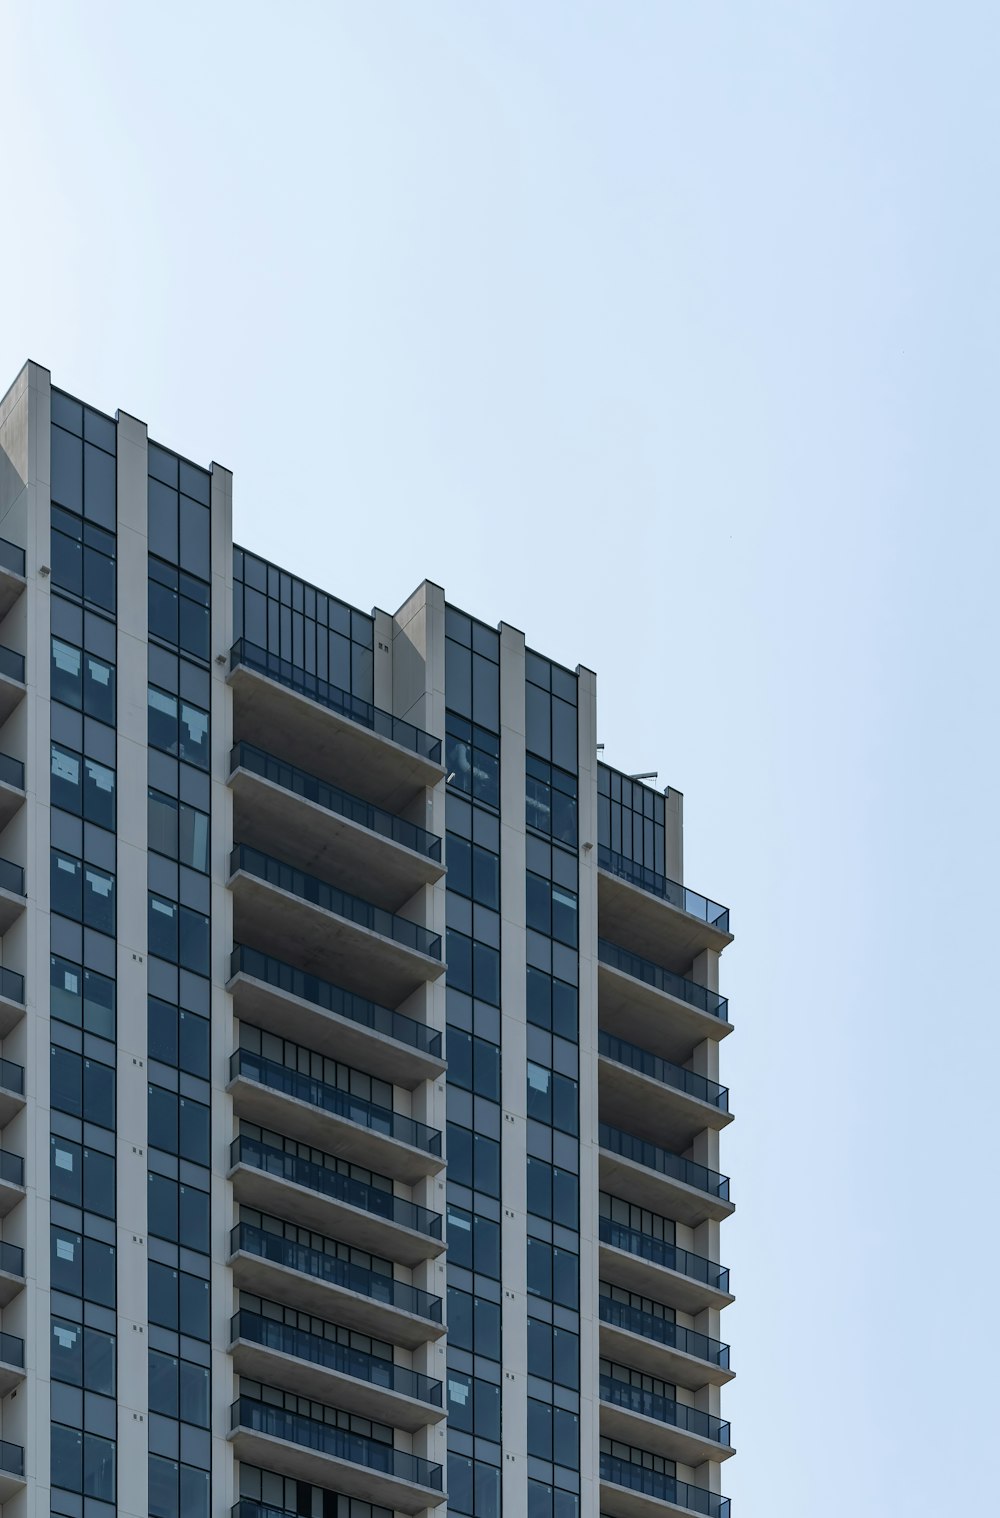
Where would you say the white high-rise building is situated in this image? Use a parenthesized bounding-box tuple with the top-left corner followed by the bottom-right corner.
(0, 360, 735, 1518)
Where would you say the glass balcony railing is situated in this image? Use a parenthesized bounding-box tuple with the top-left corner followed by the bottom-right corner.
(231, 742, 442, 861)
(231, 1049, 443, 1156)
(0, 1241, 24, 1279)
(230, 845, 442, 960)
(598, 846, 730, 932)
(599, 1125, 730, 1202)
(0, 859, 23, 897)
(598, 939, 729, 1021)
(230, 1135, 443, 1240)
(229, 946, 442, 1058)
(598, 1217, 730, 1298)
(0, 968, 24, 1006)
(0, 1332, 23, 1369)
(230, 1223, 443, 1322)
(0, 1439, 23, 1479)
(599, 1294, 730, 1368)
(0, 1059, 23, 1096)
(0, 754, 24, 791)
(600, 1453, 729, 1517)
(600, 1374, 730, 1444)
(0, 540, 25, 579)
(230, 1396, 444, 1490)
(231, 1309, 443, 1405)
(598, 1030, 728, 1112)
(230, 639, 442, 764)
(0, 647, 24, 684)
(0, 1152, 23, 1188)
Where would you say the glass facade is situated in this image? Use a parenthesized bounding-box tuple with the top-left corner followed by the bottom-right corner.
(49, 388, 119, 1518)
(145, 441, 214, 1518)
(444, 606, 502, 1518)
(524, 652, 580, 1518)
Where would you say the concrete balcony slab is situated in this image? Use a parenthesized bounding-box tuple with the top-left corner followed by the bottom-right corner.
(228, 969, 445, 1090)
(229, 662, 444, 813)
(598, 962, 732, 1066)
(598, 1148, 734, 1229)
(229, 1337, 445, 1432)
(230, 764, 444, 913)
(229, 869, 443, 1007)
(228, 1071, 444, 1186)
(229, 1247, 444, 1351)
(227, 1426, 444, 1515)
(598, 1057, 733, 1153)
(229, 1161, 445, 1268)
(599, 867, 732, 974)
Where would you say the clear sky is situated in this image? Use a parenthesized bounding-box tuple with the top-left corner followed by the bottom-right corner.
(4, 3, 998, 1512)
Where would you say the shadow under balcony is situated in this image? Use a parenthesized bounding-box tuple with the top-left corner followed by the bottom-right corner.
(598, 941, 731, 1065)
(0, 646, 24, 728)
(228, 639, 444, 813)
(598, 1218, 733, 1318)
(0, 968, 24, 1040)
(598, 1125, 733, 1228)
(229, 1223, 444, 1350)
(600, 1375, 733, 1467)
(229, 845, 444, 1006)
(600, 1452, 729, 1518)
(0, 1059, 24, 1131)
(0, 1330, 24, 1397)
(599, 1296, 732, 1392)
(0, 541, 25, 624)
(0, 859, 25, 936)
(228, 1048, 444, 1185)
(229, 1308, 445, 1432)
(0, 1437, 24, 1502)
(598, 847, 732, 973)
(598, 1031, 732, 1153)
(0, 1241, 24, 1308)
(228, 946, 445, 1089)
(0, 1151, 24, 1217)
(228, 1135, 445, 1267)
(0, 754, 24, 832)
(228, 1394, 445, 1514)
(229, 742, 445, 912)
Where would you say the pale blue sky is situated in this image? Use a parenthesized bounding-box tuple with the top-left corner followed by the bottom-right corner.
(4, 3, 998, 1513)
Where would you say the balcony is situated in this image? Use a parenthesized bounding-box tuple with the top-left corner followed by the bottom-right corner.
(229, 639, 444, 812)
(0, 1240, 24, 1307)
(598, 941, 731, 1065)
(0, 967, 24, 1039)
(229, 1223, 444, 1350)
(598, 1218, 732, 1317)
(598, 847, 731, 973)
(228, 1135, 445, 1267)
(229, 743, 445, 912)
(599, 1126, 733, 1227)
(600, 1375, 732, 1468)
(229, 845, 444, 1005)
(229, 1048, 444, 1185)
(599, 1032, 732, 1152)
(0, 858, 25, 935)
(0, 1058, 24, 1128)
(0, 540, 25, 623)
(228, 1395, 445, 1514)
(600, 1452, 729, 1518)
(599, 1296, 732, 1391)
(0, 1151, 24, 1216)
(0, 646, 24, 726)
(0, 1437, 24, 1502)
(0, 753, 24, 831)
(228, 946, 444, 1089)
(229, 1308, 444, 1431)
(0, 1330, 24, 1396)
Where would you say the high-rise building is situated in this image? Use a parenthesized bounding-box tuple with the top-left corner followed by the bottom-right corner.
(0, 360, 734, 1518)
